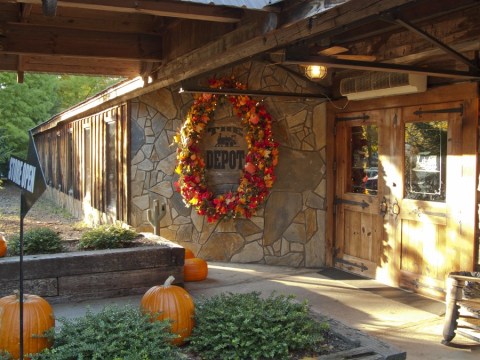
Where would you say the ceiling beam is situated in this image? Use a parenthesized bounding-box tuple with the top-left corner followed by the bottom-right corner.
(137, 0, 419, 92)
(390, 16, 479, 71)
(283, 53, 480, 80)
(5, 0, 247, 23)
(0, 22, 162, 61)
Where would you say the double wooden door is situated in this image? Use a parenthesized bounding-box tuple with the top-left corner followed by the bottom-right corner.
(333, 100, 475, 298)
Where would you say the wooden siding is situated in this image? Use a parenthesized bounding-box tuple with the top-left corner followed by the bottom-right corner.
(34, 104, 129, 223)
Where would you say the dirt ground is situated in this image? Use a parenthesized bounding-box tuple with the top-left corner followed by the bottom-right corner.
(0, 181, 89, 241)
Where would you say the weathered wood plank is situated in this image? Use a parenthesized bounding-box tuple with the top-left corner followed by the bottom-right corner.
(2, 23, 162, 61)
(0, 242, 185, 302)
(58, 267, 183, 296)
(318, 346, 383, 359)
(15, 0, 246, 23)
(2, 278, 58, 298)
(0, 246, 183, 281)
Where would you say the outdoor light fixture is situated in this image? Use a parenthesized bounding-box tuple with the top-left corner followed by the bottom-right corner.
(304, 65, 327, 80)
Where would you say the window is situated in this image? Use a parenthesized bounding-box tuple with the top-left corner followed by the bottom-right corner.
(67, 129, 74, 193)
(84, 126, 91, 202)
(348, 125, 378, 195)
(105, 119, 117, 214)
(404, 121, 447, 202)
(56, 132, 62, 190)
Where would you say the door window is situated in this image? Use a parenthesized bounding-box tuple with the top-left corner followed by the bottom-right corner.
(404, 121, 447, 202)
(349, 125, 378, 194)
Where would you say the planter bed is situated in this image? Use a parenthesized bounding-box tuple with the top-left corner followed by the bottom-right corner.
(0, 238, 185, 303)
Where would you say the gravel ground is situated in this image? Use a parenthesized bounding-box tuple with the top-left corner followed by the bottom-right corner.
(0, 181, 88, 242)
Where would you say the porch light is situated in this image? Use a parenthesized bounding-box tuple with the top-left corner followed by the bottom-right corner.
(305, 65, 327, 80)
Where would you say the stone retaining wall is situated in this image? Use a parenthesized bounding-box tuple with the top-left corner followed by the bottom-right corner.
(130, 61, 327, 267)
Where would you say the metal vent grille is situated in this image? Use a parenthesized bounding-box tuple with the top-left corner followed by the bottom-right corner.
(340, 72, 411, 94)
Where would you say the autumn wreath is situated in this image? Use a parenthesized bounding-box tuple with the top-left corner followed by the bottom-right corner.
(174, 77, 279, 222)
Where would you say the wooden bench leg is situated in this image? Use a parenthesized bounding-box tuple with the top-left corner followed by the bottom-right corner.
(442, 277, 463, 344)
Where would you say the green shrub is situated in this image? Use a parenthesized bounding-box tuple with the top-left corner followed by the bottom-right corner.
(31, 305, 183, 360)
(188, 292, 329, 360)
(0, 351, 12, 360)
(7, 227, 64, 255)
(78, 224, 137, 250)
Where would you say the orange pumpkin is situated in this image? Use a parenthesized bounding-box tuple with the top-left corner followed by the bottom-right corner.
(184, 258, 208, 282)
(0, 293, 55, 359)
(184, 248, 195, 259)
(0, 235, 6, 257)
(140, 276, 194, 345)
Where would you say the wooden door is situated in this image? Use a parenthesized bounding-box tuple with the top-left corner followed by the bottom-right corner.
(393, 102, 465, 298)
(333, 98, 475, 298)
(334, 110, 387, 279)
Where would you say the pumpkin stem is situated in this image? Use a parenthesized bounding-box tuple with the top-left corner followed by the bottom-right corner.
(164, 275, 175, 287)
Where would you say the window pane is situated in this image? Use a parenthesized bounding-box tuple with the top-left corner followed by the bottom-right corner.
(349, 125, 378, 195)
(404, 121, 447, 202)
(84, 127, 91, 202)
(106, 121, 117, 213)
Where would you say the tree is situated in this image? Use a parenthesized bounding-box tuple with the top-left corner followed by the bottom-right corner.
(0, 73, 58, 160)
(56, 75, 121, 110)
(0, 72, 121, 162)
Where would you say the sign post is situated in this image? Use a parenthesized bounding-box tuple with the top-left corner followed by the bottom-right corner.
(7, 132, 47, 359)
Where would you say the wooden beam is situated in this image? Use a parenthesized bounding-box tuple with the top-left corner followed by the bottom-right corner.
(0, 22, 162, 61)
(6, 0, 247, 23)
(0, 53, 141, 77)
(140, 0, 419, 91)
(392, 17, 478, 70)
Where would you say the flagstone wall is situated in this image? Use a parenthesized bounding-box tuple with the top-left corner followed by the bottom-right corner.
(129, 62, 327, 267)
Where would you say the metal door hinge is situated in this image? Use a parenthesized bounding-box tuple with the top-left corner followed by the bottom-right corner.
(335, 258, 368, 272)
(335, 196, 370, 209)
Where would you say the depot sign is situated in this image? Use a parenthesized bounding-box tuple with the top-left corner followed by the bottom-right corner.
(8, 132, 47, 217)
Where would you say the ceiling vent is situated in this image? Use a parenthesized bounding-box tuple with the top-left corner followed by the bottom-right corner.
(339, 72, 427, 100)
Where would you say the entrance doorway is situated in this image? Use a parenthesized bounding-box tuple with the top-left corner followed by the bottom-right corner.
(330, 86, 477, 299)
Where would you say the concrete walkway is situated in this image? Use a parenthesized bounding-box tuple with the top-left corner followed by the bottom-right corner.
(52, 262, 480, 359)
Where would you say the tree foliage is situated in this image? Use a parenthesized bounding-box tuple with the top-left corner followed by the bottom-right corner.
(0, 72, 121, 162)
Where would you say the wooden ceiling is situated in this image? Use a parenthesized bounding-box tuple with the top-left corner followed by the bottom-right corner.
(1, 0, 480, 92)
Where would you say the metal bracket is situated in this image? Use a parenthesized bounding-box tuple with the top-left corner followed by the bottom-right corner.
(412, 279, 445, 294)
(335, 114, 370, 122)
(414, 104, 463, 116)
(335, 258, 368, 272)
(410, 208, 446, 218)
(335, 196, 370, 209)
(178, 85, 328, 99)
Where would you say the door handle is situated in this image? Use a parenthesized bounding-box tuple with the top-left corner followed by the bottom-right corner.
(380, 196, 388, 217)
(391, 198, 400, 217)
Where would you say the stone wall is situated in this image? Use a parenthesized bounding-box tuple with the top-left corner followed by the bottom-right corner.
(130, 62, 327, 267)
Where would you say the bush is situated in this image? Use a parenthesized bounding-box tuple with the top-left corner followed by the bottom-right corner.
(31, 305, 183, 360)
(7, 227, 64, 255)
(78, 224, 137, 250)
(188, 292, 329, 360)
(0, 351, 12, 360)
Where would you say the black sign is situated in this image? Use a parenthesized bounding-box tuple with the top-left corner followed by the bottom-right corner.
(8, 132, 47, 217)
(205, 125, 245, 170)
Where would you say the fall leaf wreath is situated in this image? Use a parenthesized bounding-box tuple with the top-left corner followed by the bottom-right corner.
(174, 77, 279, 222)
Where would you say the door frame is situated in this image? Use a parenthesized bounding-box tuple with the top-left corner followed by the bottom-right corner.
(326, 82, 479, 289)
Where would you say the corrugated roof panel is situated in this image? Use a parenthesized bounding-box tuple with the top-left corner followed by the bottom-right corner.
(180, 0, 283, 10)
